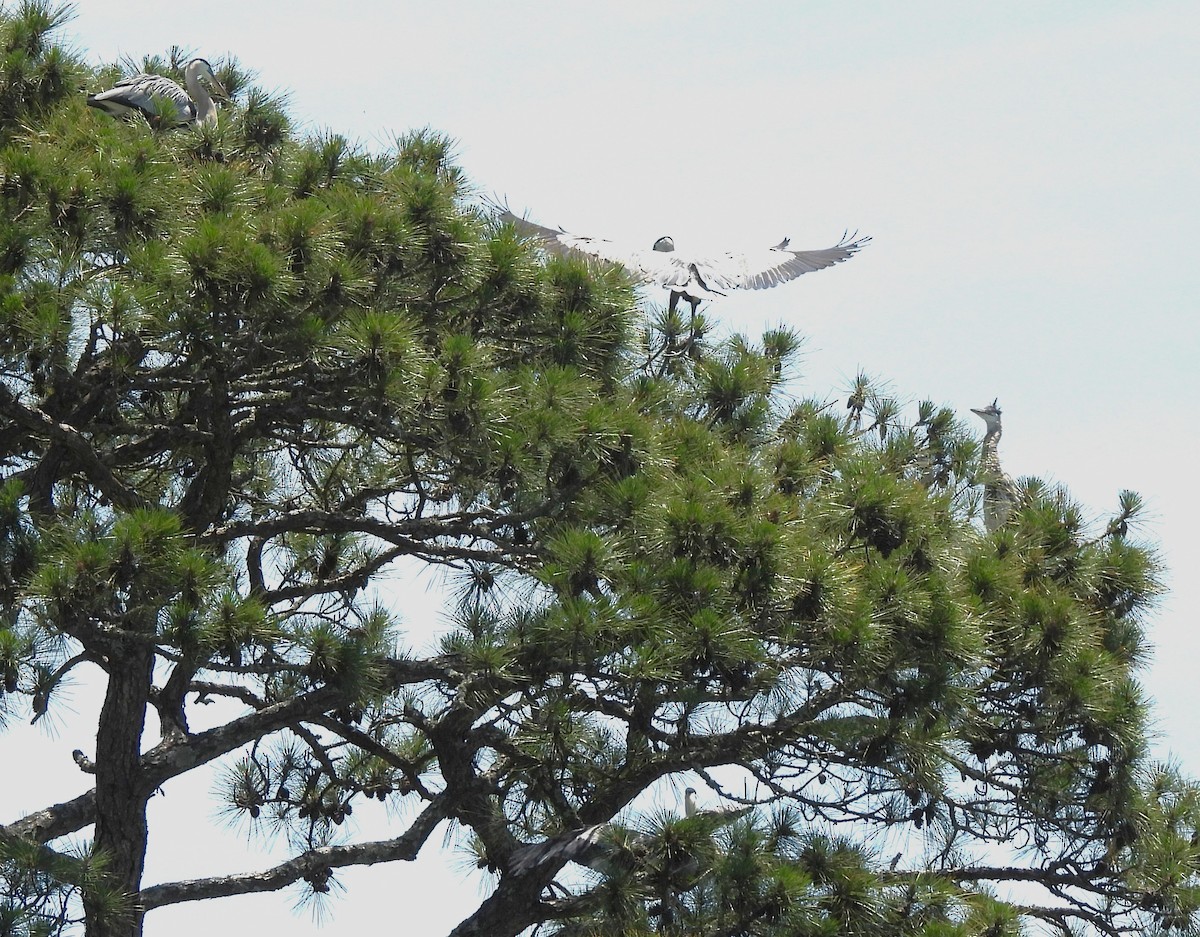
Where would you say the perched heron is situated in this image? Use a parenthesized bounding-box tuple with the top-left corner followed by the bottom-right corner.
(497, 208, 870, 317)
(683, 786, 752, 825)
(87, 57, 227, 129)
(971, 399, 1019, 533)
(509, 787, 750, 876)
(509, 821, 645, 876)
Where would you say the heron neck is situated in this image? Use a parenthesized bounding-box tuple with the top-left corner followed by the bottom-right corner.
(185, 71, 216, 123)
(980, 426, 1003, 476)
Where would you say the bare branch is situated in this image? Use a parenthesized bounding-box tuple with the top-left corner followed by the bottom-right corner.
(139, 799, 448, 909)
(0, 385, 148, 512)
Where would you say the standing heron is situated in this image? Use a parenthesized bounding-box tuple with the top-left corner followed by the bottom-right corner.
(497, 208, 869, 318)
(87, 57, 227, 129)
(971, 399, 1019, 533)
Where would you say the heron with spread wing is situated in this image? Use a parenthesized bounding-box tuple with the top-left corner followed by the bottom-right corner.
(509, 786, 750, 876)
(497, 207, 870, 317)
(87, 57, 227, 129)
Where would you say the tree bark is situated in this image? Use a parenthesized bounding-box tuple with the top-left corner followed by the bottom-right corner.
(447, 877, 546, 937)
(85, 640, 155, 937)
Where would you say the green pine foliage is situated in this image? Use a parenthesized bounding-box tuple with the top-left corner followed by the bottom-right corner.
(0, 4, 1195, 936)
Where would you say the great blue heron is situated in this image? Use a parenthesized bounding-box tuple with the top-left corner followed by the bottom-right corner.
(508, 821, 645, 877)
(971, 399, 1018, 533)
(87, 57, 227, 129)
(497, 208, 870, 317)
(509, 787, 750, 876)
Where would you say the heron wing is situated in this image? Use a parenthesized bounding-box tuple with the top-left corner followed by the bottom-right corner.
(499, 209, 696, 289)
(707, 233, 872, 291)
(509, 824, 611, 874)
(694, 804, 753, 827)
(91, 73, 194, 122)
(499, 210, 869, 295)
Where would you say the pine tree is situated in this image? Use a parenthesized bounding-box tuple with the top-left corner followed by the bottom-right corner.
(1, 5, 1197, 936)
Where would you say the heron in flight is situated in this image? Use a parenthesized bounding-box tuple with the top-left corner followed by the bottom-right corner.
(497, 207, 870, 317)
(971, 399, 1019, 533)
(87, 57, 227, 129)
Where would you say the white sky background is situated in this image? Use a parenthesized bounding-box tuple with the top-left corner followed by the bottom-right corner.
(3, 1, 1198, 934)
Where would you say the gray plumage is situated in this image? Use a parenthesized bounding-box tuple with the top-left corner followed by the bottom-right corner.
(509, 822, 648, 876)
(498, 209, 870, 317)
(509, 787, 750, 877)
(682, 786, 752, 826)
(971, 399, 1019, 533)
(87, 57, 226, 128)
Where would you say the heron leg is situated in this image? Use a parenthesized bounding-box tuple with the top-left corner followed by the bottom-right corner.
(668, 291, 681, 315)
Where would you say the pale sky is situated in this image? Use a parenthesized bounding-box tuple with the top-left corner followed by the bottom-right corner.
(5, 2, 1199, 934)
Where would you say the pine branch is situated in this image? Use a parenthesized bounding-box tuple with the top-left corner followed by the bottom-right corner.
(0, 385, 148, 512)
(138, 799, 448, 909)
(1, 790, 97, 844)
(201, 509, 537, 567)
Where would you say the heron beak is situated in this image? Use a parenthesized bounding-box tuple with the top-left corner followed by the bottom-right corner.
(209, 76, 229, 101)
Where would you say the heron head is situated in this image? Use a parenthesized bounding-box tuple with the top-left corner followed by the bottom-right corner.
(187, 58, 228, 99)
(683, 787, 698, 816)
(652, 236, 675, 253)
(970, 399, 1003, 431)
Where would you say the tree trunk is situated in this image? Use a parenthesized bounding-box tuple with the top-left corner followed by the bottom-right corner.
(85, 640, 155, 937)
(447, 876, 545, 937)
